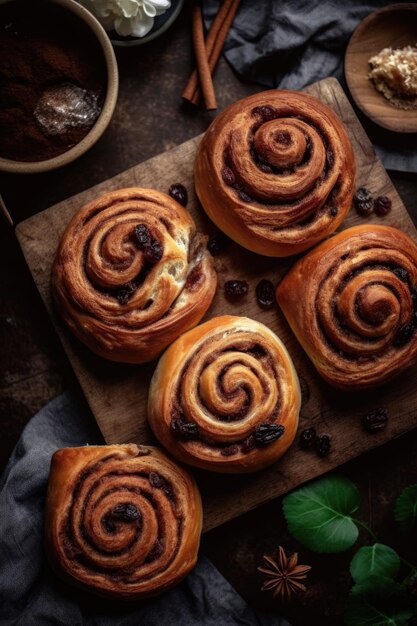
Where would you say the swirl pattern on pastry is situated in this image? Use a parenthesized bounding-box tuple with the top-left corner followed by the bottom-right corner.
(45, 444, 202, 599)
(276, 225, 417, 389)
(52, 187, 217, 363)
(148, 316, 301, 473)
(195, 90, 355, 257)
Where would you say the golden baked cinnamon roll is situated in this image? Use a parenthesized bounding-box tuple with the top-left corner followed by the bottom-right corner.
(276, 225, 417, 389)
(45, 444, 202, 599)
(52, 188, 217, 363)
(195, 90, 355, 257)
(148, 316, 301, 473)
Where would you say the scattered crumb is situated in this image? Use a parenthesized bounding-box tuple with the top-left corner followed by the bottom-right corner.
(368, 44, 417, 110)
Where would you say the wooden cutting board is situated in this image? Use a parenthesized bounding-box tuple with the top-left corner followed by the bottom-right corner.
(16, 78, 417, 533)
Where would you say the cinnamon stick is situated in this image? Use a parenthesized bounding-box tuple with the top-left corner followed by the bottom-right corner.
(191, 0, 240, 106)
(182, 0, 236, 103)
(191, 5, 217, 111)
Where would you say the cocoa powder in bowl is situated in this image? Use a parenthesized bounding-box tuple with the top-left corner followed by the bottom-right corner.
(0, 0, 107, 162)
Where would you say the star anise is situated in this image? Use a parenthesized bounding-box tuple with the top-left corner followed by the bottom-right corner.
(258, 546, 311, 601)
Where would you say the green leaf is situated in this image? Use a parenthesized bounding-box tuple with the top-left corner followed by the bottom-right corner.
(351, 576, 399, 597)
(345, 591, 413, 626)
(282, 475, 360, 553)
(395, 484, 417, 532)
(350, 544, 401, 593)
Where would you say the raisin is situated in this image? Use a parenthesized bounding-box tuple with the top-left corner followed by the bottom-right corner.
(149, 472, 164, 488)
(241, 434, 256, 453)
(299, 427, 317, 450)
(315, 435, 331, 458)
(238, 189, 252, 202)
(356, 200, 374, 216)
(116, 283, 134, 305)
(168, 183, 188, 207)
(374, 195, 392, 216)
(256, 279, 275, 309)
(171, 418, 200, 440)
(133, 223, 163, 264)
(207, 232, 228, 256)
(255, 422, 285, 446)
(330, 206, 338, 217)
(117, 290, 130, 305)
(149, 472, 173, 499)
(144, 239, 163, 263)
(393, 268, 408, 282)
(163, 484, 174, 499)
(362, 408, 388, 433)
(251, 105, 278, 121)
(258, 162, 273, 173)
(354, 187, 374, 216)
(111, 503, 141, 521)
(394, 323, 415, 347)
(221, 166, 235, 186)
(354, 186, 373, 204)
(224, 279, 249, 301)
(133, 223, 150, 249)
(326, 150, 334, 168)
(221, 445, 239, 457)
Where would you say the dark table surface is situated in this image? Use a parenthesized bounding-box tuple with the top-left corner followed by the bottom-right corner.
(1, 4, 417, 625)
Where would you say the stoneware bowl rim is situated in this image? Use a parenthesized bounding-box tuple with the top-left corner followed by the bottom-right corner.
(0, 0, 119, 174)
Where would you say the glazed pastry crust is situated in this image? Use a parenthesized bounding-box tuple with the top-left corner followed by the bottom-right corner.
(45, 444, 202, 600)
(148, 315, 301, 473)
(276, 224, 417, 389)
(195, 90, 356, 257)
(52, 187, 217, 363)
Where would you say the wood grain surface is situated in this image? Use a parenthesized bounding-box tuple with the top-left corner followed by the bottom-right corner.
(345, 3, 417, 133)
(16, 78, 417, 532)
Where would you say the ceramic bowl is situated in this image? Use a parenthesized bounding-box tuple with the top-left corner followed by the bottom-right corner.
(109, 0, 184, 47)
(0, 0, 119, 174)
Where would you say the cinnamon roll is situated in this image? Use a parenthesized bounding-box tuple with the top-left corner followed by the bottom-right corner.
(195, 90, 355, 257)
(276, 225, 417, 389)
(45, 444, 202, 599)
(148, 316, 301, 473)
(52, 188, 217, 363)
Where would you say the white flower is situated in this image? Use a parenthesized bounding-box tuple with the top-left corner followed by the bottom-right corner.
(79, 0, 171, 37)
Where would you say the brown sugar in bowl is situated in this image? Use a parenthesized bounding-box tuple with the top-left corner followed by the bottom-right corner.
(0, 0, 118, 174)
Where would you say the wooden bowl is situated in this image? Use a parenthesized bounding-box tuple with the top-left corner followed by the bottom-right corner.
(0, 0, 119, 174)
(345, 3, 417, 133)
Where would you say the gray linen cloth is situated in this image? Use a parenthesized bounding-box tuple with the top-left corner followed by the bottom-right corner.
(0, 392, 288, 626)
(203, 0, 417, 173)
